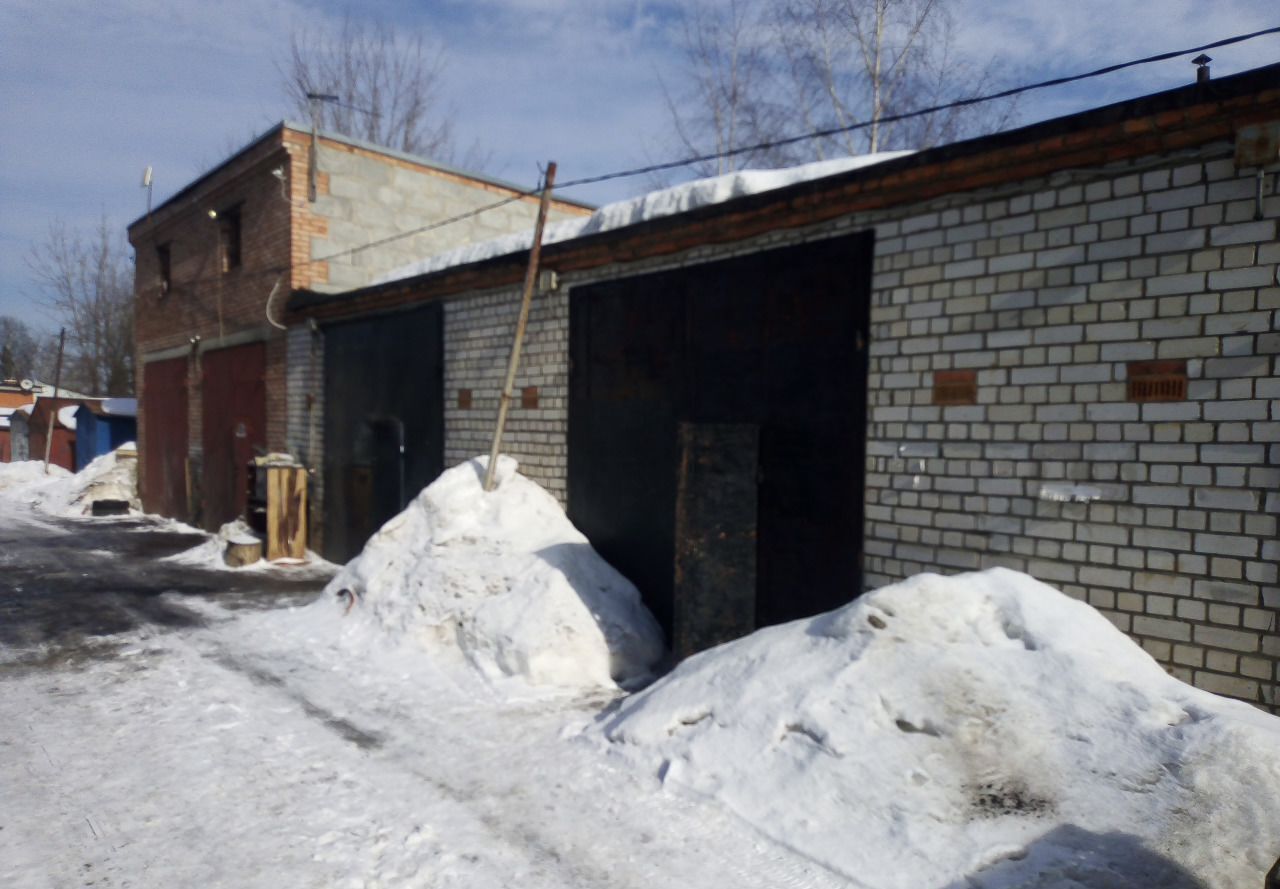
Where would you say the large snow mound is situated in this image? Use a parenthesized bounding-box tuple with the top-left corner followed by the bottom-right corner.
(374, 152, 912, 285)
(326, 456, 664, 690)
(0, 446, 138, 516)
(41, 444, 141, 516)
(597, 568, 1280, 889)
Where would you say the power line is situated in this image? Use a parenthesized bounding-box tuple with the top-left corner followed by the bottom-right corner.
(554, 25, 1280, 191)
(154, 25, 1280, 294)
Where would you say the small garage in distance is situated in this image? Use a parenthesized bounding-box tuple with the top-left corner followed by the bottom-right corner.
(322, 303, 444, 562)
(74, 398, 137, 470)
(569, 233, 874, 654)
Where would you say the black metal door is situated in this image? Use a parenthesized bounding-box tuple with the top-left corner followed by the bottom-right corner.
(569, 232, 873, 645)
(323, 304, 443, 562)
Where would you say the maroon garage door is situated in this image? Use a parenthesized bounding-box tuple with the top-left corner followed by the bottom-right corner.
(142, 357, 189, 519)
(201, 342, 266, 531)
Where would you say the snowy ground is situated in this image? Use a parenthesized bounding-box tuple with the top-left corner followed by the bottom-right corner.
(3, 457, 1279, 888)
(0, 504, 843, 889)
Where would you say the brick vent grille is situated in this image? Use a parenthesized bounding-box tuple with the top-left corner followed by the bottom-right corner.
(932, 370, 978, 405)
(1127, 360, 1188, 402)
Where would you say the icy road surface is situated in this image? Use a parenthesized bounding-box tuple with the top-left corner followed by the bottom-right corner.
(0, 504, 847, 889)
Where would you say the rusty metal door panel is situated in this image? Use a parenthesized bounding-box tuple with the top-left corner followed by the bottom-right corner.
(201, 342, 266, 530)
(569, 232, 873, 648)
(142, 357, 189, 518)
(673, 423, 759, 659)
(322, 305, 443, 563)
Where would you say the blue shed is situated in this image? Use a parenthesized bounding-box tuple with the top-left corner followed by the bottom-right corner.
(74, 398, 138, 471)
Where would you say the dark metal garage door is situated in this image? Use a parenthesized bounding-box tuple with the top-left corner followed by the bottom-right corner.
(322, 304, 444, 563)
(568, 232, 873, 653)
(142, 357, 189, 520)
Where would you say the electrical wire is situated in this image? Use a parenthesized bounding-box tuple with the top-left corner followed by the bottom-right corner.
(553, 25, 1280, 191)
(150, 24, 1280, 294)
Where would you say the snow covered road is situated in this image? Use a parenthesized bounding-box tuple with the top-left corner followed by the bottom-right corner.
(0, 509, 848, 889)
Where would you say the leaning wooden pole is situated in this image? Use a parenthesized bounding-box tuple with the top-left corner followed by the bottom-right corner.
(43, 327, 66, 472)
(484, 162, 557, 492)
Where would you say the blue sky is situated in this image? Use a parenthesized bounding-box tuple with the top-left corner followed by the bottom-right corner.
(1, 0, 1276, 333)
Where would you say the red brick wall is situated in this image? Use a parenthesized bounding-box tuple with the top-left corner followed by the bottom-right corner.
(131, 133, 294, 517)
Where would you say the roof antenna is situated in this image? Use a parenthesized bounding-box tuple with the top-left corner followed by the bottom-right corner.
(1192, 54, 1211, 84)
(142, 165, 154, 220)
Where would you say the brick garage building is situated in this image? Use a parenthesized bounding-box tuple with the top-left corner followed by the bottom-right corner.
(291, 65, 1280, 710)
(128, 123, 591, 529)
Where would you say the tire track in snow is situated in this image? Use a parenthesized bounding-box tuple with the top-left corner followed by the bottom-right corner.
(202, 634, 860, 889)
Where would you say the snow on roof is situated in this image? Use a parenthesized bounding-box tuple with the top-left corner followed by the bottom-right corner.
(101, 397, 138, 417)
(30, 380, 91, 400)
(56, 406, 78, 431)
(78, 398, 138, 419)
(323, 455, 664, 689)
(595, 568, 1280, 887)
(373, 152, 913, 287)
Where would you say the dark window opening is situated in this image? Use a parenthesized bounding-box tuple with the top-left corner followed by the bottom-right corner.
(218, 206, 241, 272)
(156, 243, 171, 297)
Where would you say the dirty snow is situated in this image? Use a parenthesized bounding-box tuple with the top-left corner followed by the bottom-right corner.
(0, 444, 140, 515)
(163, 518, 336, 579)
(597, 568, 1280, 888)
(324, 455, 664, 690)
(375, 152, 912, 285)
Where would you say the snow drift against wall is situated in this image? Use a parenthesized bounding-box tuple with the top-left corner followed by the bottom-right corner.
(596, 568, 1280, 889)
(325, 456, 664, 690)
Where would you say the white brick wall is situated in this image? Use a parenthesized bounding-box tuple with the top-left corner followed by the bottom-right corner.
(443, 286, 569, 500)
(858, 144, 1279, 712)
(405, 139, 1280, 711)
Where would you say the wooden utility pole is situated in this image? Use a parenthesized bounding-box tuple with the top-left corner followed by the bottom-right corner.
(43, 327, 66, 472)
(484, 163, 558, 492)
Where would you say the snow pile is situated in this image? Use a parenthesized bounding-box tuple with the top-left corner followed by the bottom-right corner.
(164, 519, 259, 567)
(0, 460, 70, 493)
(163, 519, 335, 576)
(597, 568, 1280, 888)
(375, 153, 912, 285)
(326, 456, 664, 690)
(22, 444, 141, 516)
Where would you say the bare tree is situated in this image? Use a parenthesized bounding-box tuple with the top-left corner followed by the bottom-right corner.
(775, 0, 1012, 155)
(25, 218, 134, 396)
(659, 0, 798, 177)
(283, 15, 458, 161)
(0, 316, 48, 381)
(662, 0, 1016, 170)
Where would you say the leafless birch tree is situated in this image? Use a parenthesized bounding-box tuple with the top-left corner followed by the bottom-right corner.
(660, 0, 799, 176)
(663, 0, 1015, 169)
